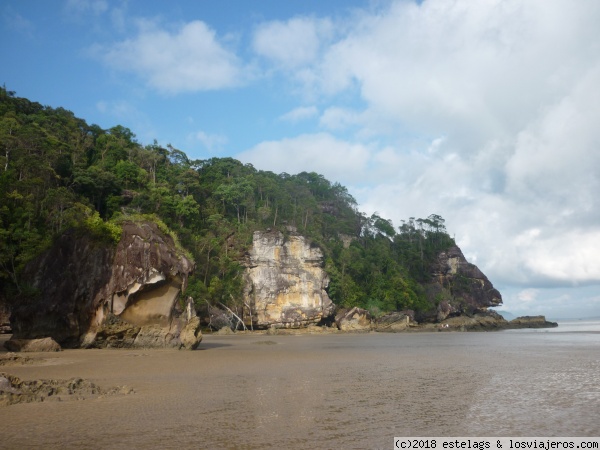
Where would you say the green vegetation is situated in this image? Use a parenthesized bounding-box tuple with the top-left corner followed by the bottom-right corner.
(0, 87, 456, 314)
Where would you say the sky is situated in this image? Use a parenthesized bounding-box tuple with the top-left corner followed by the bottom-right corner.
(2, 0, 600, 319)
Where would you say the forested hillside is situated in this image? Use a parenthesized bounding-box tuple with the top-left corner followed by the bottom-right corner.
(0, 87, 456, 316)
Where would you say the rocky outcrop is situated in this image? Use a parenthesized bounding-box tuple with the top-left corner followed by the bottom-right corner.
(0, 373, 133, 407)
(374, 311, 416, 332)
(435, 310, 508, 331)
(422, 245, 502, 321)
(508, 315, 558, 329)
(335, 307, 372, 332)
(8, 221, 201, 350)
(243, 230, 334, 328)
(4, 337, 61, 352)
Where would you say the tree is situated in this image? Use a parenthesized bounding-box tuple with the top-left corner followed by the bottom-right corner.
(214, 177, 254, 223)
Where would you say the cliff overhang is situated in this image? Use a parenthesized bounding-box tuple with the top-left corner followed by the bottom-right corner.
(7, 221, 201, 350)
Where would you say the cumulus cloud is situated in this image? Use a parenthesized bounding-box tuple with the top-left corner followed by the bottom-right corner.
(319, 107, 362, 131)
(245, 0, 600, 302)
(98, 20, 243, 93)
(252, 17, 333, 69)
(237, 133, 372, 183)
(319, 1, 600, 146)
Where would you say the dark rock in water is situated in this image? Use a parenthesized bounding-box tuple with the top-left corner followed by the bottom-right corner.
(8, 221, 201, 349)
(508, 315, 558, 329)
(4, 337, 61, 352)
(335, 307, 372, 332)
(436, 310, 509, 331)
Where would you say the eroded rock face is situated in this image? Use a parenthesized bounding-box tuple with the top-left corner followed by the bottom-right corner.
(9, 221, 201, 349)
(423, 245, 502, 320)
(243, 230, 334, 328)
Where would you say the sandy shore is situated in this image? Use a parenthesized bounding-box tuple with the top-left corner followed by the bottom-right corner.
(1, 330, 599, 449)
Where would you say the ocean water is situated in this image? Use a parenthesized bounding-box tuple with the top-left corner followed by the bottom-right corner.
(1, 320, 599, 449)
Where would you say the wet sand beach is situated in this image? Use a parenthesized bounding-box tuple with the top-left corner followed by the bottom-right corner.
(1, 328, 599, 449)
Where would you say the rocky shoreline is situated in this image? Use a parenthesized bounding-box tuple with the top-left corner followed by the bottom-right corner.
(0, 223, 557, 353)
(208, 310, 558, 336)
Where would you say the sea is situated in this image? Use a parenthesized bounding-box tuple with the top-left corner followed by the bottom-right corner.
(1, 319, 599, 449)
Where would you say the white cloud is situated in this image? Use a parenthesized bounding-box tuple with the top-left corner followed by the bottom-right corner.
(308, 0, 600, 150)
(247, 0, 600, 299)
(319, 107, 361, 131)
(517, 289, 539, 303)
(253, 17, 333, 69)
(237, 133, 371, 183)
(189, 130, 228, 153)
(279, 106, 318, 123)
(99, 20, 243, 93)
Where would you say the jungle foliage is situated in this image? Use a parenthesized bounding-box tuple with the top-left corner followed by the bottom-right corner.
(0, 87, 455, 315)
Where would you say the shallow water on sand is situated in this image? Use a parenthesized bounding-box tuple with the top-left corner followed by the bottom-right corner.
(1, 324, 599, 449)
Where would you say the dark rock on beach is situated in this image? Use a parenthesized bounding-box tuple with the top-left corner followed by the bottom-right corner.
(7, 221, 201, 350)
(421, 245, 502, 322)
(374, 311, 416, 332)
(508, 315, 558, 329)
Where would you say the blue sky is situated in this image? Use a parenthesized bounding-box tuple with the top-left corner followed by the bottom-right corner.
(2, 0, 600, 318)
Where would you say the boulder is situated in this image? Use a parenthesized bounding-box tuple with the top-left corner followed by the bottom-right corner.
(4, 337, 61, 352)
(9, 221, 201, 349)
(243, 230, 334, 328)
(335, 307, 372, 332)
(374, 312, 414, 332)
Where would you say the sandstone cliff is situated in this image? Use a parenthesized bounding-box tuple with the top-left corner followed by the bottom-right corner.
(8, 221, 201, 349)
(423, 245, 502, 321)
(243, 230, 334, 328)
